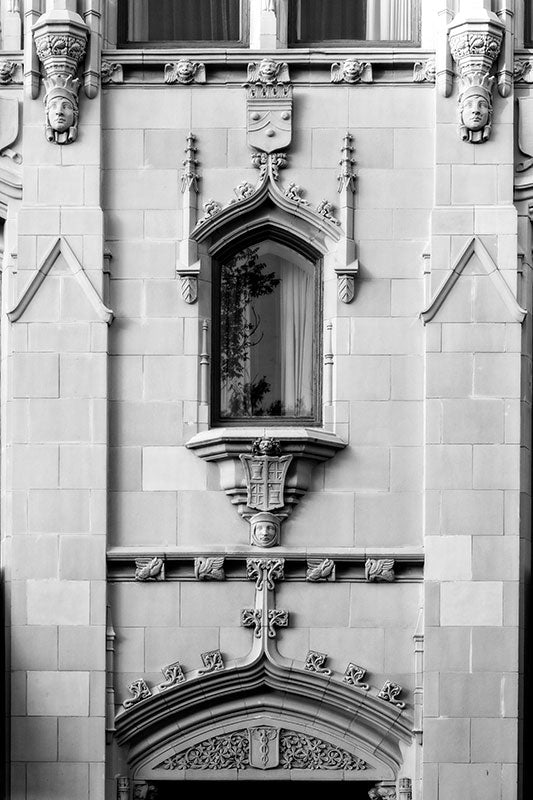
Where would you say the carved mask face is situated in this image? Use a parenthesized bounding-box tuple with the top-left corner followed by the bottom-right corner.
(343, 60, 361, 81)
(48, 97, 75, 133)
(259, 59, 278, 81)
(177, 61, 194, 82)
(462, 94, 490, 131)
(252, 519, 279, 547)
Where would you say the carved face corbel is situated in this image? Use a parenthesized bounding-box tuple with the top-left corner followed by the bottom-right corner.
(44, 78, 80, 144)
(250, 512, 281, 548)
(458, 76, 493, 143)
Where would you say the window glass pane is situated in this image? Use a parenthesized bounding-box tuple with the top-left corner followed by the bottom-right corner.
(121, 0, 241, 43)
(218, 242, 316, 421)
(289, 0, 415, 43)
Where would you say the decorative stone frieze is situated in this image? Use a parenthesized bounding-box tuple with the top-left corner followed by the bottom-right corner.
(306, 558, 335, 582)
(134, 556, 165, 581)
(304, 650, 332, 676)
(123, 679, 152, 709)
(32, 7, 89, 144)
(413, 58, 436, 83)
(101, 60, 123, 84)
(198, 649, 225, 674)
(331, 58, 373, 84)
(164, 59, 206, 84)
(343, 663, 370, 690)
(447, 5, 504, 143)
(157, 661, 185, 690)
(155, 727, 368, 771)
(378, 681, 405, 709)
(365, 558, 395, 582)
(194, 556, 225, 581)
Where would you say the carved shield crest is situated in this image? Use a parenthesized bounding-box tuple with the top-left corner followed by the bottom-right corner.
(249, 726, 279, 769)
(0, 96, 18, 153)
(518, 97, 533, 159)
(246, 86, 293, 154)
(240, 453, 292, 511)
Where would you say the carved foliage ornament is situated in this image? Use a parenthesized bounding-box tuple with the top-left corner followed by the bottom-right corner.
(343, 662, 370, 691)
(378, 680, 405, 709)
(199, 649, 224, 673)
(304, 650, 332, 676)
(156, 727, 368, 771)
(123, 679, 152, 709)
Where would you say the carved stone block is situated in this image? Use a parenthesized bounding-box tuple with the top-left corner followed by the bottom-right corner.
(304, 650, 331, 675)
(199, 649, 224, 674)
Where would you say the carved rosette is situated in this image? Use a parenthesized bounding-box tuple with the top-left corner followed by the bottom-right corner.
(447, 12, 504, 144)
(33, 10, 89, 144)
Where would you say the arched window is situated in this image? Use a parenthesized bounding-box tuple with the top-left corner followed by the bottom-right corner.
(213, 239, 321, 425)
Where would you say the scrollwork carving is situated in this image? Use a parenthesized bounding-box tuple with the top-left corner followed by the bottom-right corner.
(198, 649, 224, 674)
(123, 679, 152, 709)
(343, 662, 370, 690)
(378, 680, 405, 709)
(279, 731, 367, 770)
(241, 608, 263, 637)
(157, 661, 185, 690)
(246, 558, 285, 590)
(267, 608, 288, 638)
(304, 650, 331, 675)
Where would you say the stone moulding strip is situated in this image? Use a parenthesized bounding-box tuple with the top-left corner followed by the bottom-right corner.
(7, 236, 114, 324)
(114, 654, 413, 777)
(106, 549, 424, 582)
(420, 235, 527, 325)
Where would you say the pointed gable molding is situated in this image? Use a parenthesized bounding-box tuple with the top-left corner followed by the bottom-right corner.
(420, 236, 527, 324)
(7, 236, 114, 324)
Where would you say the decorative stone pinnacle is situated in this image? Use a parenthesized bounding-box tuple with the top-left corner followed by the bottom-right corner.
(338, 132, 356, 194)
(181, 132, 199, 193)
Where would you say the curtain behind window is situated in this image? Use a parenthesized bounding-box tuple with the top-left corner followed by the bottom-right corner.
(289, 0, 414, 43)
(126, 0, 241, 42)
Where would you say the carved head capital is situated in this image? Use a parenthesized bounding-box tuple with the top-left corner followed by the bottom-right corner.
(250, 511, 281, 548)
(43, 74, 79, 144)
(458, 72, 493, 143)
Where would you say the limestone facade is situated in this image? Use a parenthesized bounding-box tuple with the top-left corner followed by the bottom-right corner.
(0, 1, 531, 799)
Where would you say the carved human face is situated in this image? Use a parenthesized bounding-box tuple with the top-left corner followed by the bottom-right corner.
(252, 519, 279, 547)
(343, 60, 361, 82)
(48, 96, 75, 133)
(177, 60, 194, 82)
(259, 58, 278, 81)
(462, 94, 490, 131)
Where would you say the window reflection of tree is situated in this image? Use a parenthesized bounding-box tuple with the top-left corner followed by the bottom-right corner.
(219, 243, 315, 420)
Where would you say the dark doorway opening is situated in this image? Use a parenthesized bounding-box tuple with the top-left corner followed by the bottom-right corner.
(155, 780, 376, 798)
